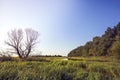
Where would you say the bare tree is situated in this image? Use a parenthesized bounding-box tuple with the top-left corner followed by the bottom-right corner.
(5, 28, 39, 59)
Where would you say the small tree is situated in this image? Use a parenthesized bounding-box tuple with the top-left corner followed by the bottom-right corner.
(5, 28, 39, 59)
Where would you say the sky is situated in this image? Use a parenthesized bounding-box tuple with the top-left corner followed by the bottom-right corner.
(0, 0, 120, 56)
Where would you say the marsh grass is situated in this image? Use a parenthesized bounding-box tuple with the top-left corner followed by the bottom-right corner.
(0, 56, 120, 80)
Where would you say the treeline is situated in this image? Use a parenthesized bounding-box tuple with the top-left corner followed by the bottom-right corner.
(68, 22, 120, 58)
(32, 55, 62, 57)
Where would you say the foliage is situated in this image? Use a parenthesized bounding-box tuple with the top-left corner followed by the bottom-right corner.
(109, 36, 120, 59)
(68, 22, 120, 57)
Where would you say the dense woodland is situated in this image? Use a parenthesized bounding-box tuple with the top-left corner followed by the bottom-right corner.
(68, 23, 120, 58)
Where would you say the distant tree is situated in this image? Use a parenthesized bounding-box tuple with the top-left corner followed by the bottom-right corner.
(116, 22, 120, 36)
(68, 46, 84, 57)
(5, 28, 39, 59)
(68, 22, 120, 57)
(110, 36, 120, 59)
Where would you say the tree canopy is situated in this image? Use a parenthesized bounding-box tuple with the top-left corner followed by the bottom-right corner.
(68, 22, 120, 57)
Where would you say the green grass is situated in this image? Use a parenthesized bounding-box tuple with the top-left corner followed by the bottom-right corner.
(68, 56, 119, 62)
(0, 57, 120, 80)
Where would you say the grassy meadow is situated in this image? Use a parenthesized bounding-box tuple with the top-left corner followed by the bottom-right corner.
(0, 56, 120, 80)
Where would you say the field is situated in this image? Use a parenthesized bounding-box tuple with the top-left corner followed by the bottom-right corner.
(0, 56, 120, 80)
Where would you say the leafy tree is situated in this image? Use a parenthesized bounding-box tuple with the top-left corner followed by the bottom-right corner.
(68, 46, 84, 57)
(110, 36, 120, 59)
(68, 22, 120, 57)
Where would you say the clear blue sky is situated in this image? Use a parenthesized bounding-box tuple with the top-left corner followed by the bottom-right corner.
(0, 0, 120, 56)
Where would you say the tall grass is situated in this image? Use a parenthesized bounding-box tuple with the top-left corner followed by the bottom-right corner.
(0, 57, 120, 80)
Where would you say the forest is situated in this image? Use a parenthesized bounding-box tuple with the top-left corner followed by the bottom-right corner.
(68, 22, 120, 59)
